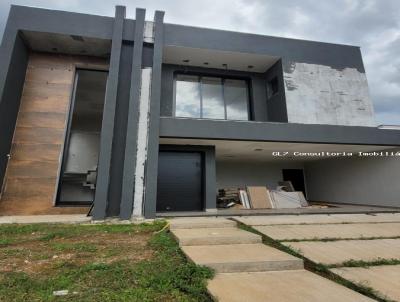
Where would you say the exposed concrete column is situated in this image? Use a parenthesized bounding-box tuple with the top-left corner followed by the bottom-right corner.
(119, 8, 146, 220)
(132, 68, 152, 218)
(143, 11, 165, 218)
(92, 6, 125, 219)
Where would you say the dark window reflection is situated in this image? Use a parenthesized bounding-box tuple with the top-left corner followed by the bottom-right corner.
(175, 75, 201, 118)
(201, 77, 225, 119)
(225, 79, 249, 120)
(175, 74, 249, 121)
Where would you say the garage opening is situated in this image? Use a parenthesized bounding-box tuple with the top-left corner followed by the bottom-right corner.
(159, 138, 400, 212)
(156, 151, 203, 212)
(56, 69, 108, 206)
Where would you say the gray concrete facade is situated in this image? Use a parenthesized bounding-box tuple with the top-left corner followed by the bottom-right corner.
(0, 10, 29, 194)
(91, 6, 126, 219)
(0, 5, 399, 219)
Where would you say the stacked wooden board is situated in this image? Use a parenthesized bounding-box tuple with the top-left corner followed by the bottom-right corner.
(218, 182, 308, 209)
(217, 188, 240, 208)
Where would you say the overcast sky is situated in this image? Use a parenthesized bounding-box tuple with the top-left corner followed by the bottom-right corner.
(0, 0, 399, 125)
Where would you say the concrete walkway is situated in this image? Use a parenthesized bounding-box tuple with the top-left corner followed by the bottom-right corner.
(236, 213, 400, 226)
(169, 217, 374, 301)
(208, 270, 373, 302)
(254, 222, 400, 241)
(332, 265, 400, 301)
(282, 238, 400, 265)
(0, 214, 91, 224)
(235, 213, 400, 301)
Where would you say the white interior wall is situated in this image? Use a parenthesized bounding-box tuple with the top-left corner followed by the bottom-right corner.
(216, 160, 304, 189)
(305, 151, 400, 208)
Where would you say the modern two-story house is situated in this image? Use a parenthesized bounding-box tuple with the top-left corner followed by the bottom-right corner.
(0, 5, 399, 220)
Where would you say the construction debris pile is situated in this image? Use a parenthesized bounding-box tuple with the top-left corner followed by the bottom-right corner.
(217, 181, 308, 209)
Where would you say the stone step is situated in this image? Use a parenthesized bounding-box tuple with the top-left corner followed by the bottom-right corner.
(208, 270, 375, 302)
(254, 222, 400, 241)
(181, 243, 304, 273)
(282, 238, 400, 265)
(171, 227, 261, 246)
(169, 217, 236, 230)
(235, 213, 400, 226)
(331, 265, 400, 302)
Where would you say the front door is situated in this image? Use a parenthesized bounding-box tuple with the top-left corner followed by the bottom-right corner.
(156, 151, 203, 212)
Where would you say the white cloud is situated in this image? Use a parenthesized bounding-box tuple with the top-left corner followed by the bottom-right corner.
(0, 0, 399, 124)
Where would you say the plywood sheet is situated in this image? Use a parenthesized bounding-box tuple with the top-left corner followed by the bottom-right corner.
(246, 186, 273, 209)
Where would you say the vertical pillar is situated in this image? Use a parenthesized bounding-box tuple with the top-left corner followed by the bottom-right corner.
(119, 8, 146, 219)
(92, 6, 125, 219)
(143, 11, 164, 218)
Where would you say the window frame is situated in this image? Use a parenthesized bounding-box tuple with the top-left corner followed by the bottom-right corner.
(173, 72, 252, 121)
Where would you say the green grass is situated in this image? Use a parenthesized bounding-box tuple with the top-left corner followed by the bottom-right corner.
(330, 258, 400, 268)
(0, 238, 14, 246)
(0, 221, 214, 302)
(51, 242, 98, 253)
(279, 235, 400, 242)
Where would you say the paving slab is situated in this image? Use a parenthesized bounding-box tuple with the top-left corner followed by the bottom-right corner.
(331, 265, 400, 302)
(0, 215, 91, 224)
(171, 227, 261, 246)
(236, 213, 400, 226)
(254, 222, 400, 241)
(181, 243, 303, 273)
(282, 239, 400, 265)
(207, 270, 374, 302)
(169, 217, 236, 229)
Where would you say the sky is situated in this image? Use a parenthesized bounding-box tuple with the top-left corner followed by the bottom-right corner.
(0, 0, 399, 125)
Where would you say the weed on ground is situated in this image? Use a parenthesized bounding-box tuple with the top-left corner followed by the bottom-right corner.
(0, 221, 213, 302)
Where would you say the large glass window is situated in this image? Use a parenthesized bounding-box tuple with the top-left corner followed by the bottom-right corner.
(224, 79, 249, 120)
(175, 74, 250, 120)
(175, 75, 201, 118)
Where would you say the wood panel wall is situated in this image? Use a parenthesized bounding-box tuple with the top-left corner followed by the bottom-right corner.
(0, 52, 108, 215)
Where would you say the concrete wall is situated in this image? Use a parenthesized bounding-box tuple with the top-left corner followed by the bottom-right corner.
(305, 151, 400, 208)
(283, 61, 376, 126)
(216, 160, 304, 189)
(0, 32, 29, 195)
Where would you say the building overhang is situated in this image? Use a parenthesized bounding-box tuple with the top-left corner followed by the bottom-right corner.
(159, 117, 400, 146)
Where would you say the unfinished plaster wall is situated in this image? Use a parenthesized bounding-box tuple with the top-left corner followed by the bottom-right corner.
(305, 149, 400, 208)
(283, 62, 376, 127)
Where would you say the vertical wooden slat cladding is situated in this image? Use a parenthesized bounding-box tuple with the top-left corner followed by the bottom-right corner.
(0, 52, 108, 215)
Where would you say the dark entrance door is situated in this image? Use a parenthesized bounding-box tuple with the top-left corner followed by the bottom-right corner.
(156, 151, 203, 212)
(282, 169, 306, 197)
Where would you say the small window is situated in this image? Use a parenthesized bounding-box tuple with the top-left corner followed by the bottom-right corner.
(174, 74, 250, 121)
(267, 77, 279, 99)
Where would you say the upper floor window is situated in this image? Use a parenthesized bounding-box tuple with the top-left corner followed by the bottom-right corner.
(174, 74, 250, 121)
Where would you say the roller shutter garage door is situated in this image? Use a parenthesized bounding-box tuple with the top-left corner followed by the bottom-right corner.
(156, 151, 203, 212)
